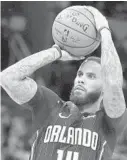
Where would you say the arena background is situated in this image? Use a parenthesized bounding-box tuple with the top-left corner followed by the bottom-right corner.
(1, 1, 127, 160)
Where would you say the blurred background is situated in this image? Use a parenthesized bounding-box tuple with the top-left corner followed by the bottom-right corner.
(1, 1, 127, 160)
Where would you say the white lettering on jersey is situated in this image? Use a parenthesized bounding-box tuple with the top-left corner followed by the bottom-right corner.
(57, 149, 79, 160)
(67, 127, 74, 144)
(50, 125, 61, 142)
(44, 125, 99, 150)
(75, 128, 82, 145)
(91, 132, 98, 150)
(59, 126, 66, 143)
(44, 125, 52, 143)
(82, 129, 91, 147)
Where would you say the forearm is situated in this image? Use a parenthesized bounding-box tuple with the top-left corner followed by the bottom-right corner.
(100, 29, 126, 118)
(0, 47, 60, 104)
(2, 47, 60, 80)
(83, 6, 126, 117)
(101, 29, 123, 86)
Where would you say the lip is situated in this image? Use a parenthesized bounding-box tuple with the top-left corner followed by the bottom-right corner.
(74, 85, 86, 92)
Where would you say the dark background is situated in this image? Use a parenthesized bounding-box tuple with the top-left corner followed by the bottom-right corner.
(1, 1, 127, 160)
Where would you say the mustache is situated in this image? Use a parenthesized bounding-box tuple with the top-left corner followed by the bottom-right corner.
(73, 85, 87, 92)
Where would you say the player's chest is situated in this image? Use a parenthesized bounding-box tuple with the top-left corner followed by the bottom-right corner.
(43, 111, 100, 149)
(34, 111, 109, 160)
(35, 116, 106, 160)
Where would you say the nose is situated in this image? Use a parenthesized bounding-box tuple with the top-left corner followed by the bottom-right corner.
(74, 75, 85, 85)
(77, 79, 84, 85)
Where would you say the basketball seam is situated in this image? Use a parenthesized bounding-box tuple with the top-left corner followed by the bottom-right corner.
(83, 7, 101, 41)
(53, 34, 97, 49)
(55, 20, 100, 42)
(68, 8, 97, 39)
(86, 38, 100, 55)
(53, 33, 100, 56)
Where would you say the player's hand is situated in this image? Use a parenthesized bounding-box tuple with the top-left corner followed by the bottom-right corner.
(60, 50, 85, 61)
(84, 6, 109, 32)
(52, 44, 85, 61)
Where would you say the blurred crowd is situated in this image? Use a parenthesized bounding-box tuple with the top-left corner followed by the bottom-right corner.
(1, 105, 30, 160)
(1, 1, 127, 160)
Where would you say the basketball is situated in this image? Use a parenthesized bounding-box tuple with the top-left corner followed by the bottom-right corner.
(52, 6, 101, 57)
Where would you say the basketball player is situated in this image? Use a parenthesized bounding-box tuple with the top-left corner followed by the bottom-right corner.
(1, 6, 127, 160)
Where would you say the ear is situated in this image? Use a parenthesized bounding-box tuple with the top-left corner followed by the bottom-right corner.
(101, 90, 104, 96)
(99, 91, 103, 105)
(100, 90, 104, 100)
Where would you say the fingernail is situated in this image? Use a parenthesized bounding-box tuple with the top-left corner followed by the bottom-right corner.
(80, 57, 85, 59)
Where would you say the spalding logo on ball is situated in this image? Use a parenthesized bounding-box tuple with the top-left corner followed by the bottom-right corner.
(52, 6, 101, 57)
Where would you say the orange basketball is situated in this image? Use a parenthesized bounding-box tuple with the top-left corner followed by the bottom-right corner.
(52, 6, 101, 57)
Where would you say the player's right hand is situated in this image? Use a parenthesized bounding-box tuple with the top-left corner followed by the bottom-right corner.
(53, 44, 85, 61)
(84, 6, 109, 32)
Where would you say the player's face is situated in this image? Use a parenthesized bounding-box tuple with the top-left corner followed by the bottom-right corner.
(70, 61, 103, 106)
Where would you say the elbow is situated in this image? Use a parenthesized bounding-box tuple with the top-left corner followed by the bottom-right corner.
(104, 104, 126, 118)
(0, 72, 6, 87)
(0, 71, 13, 88)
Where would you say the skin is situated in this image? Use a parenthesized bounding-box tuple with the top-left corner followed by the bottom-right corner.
(101, 29, 125, 118)
(0, 7, 126, 160)
(0, 8, 125, 118)
(70, 61, 103, 113)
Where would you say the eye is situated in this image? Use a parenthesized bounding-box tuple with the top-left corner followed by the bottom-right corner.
(86, 73, 96, 79)
(77, 71, 83, 77)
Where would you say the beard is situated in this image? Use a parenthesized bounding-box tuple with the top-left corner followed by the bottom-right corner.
(69, 87, 101, 106)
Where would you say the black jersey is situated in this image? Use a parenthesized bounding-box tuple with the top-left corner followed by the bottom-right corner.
(26, 85, 126, 160)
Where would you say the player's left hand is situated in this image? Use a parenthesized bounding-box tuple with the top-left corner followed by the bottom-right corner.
(61, 50, 85, 61)
(53, 44, 85, 61)
(84, 6, 109, 32)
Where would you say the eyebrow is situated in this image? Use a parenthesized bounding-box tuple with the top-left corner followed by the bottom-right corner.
(78, 69, 97, 75)
(77, 70, 83, 74)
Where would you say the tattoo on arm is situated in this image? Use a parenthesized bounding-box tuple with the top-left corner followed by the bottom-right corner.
(10, 48, 60, 80)
(1, 48, 60, 104)
(101, 29, 126, 118)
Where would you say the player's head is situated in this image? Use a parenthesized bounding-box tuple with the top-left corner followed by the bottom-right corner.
(70, 56, 103, 107)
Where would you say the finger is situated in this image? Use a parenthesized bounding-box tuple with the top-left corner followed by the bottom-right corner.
(83, 5, 92, 12)
(62, 50, 69, 55)
(73, 56, 85, 61)
(52, 44, 59, 48)
(79, 56, 86, 60)
(83, 5, 88, 9)
(84, 5, 95, 10)
(83, 6, 97, 17)
(87, 6, 98, 11)
(87, 6, 102, 15)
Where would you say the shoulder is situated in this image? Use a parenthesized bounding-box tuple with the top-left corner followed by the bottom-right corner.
(26, 84, 62, 109)
(39, 85, 61, 104)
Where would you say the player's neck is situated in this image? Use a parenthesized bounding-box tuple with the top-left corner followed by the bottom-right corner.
(79, 98, 102, 114)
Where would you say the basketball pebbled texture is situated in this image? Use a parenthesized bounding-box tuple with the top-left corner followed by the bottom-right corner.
(52, 6, 101, 57)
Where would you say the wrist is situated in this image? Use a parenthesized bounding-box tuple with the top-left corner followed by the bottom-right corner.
(52, 45, 62, 60)
(100, 27, 111, 35)
(100, 28, 112, 42)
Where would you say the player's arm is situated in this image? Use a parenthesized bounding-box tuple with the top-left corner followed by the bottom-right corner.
(100, 29, 126, 118)
(86, 6, 126, 118)
(0, 47, 60, 105)
(0, 45, 83, 105)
